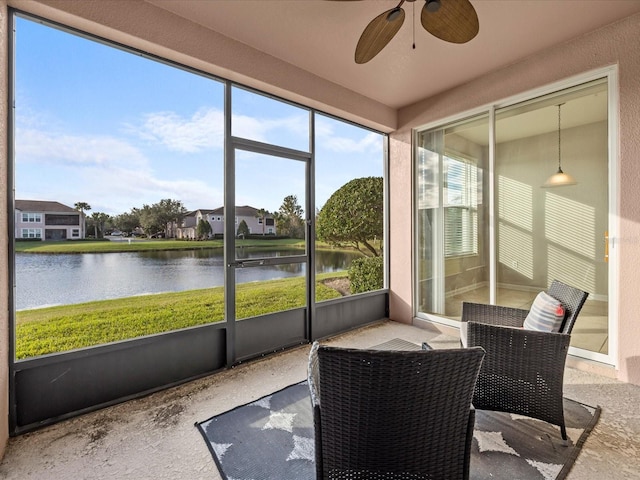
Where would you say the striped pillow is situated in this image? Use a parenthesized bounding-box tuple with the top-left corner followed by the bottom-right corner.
(523, 291, 566, 332)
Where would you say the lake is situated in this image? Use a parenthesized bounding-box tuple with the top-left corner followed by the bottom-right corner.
(15, 248, 360, 310)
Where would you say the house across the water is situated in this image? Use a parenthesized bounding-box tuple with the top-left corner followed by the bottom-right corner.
(14, 200, 84, 241)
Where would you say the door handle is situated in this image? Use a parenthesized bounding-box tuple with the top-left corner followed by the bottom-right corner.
(228, 259, 265, 268)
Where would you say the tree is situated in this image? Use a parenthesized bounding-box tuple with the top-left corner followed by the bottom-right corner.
(89, 212, 111, 238)
(196, 218, 212, 240)
(236, 219, 250, 238)
(74, 202, 91, 238)
(138, 199, 187, 238)
(255, 208, 269, 235)
(156, 198, 188, 238)
(276, 195, 305, 239)
(138, 204, 164, 237)
(316, 176, 383, 257)
(113, 209, 141, 234)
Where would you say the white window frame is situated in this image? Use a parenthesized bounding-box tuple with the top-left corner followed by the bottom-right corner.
(443, 154, 479, 258)
(22, 212, 42, 223)
(21, 228, 42, 239)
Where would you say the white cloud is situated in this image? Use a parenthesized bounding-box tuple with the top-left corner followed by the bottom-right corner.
(231, 114, 267, 142)
(128, 108, 309, 153)
(79, 165, 221, 214)
(14, 107, 381, 216)
(131, 107, 225, 153)
(315, 118, 382, 154)
(16, 128, 149, 168)
(233, 113, 309, 144)
(321, 130, 381, 153)
(14, 124, 222, 215)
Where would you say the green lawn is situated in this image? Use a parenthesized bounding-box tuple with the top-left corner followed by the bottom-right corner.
(16, 271, 348, 359)
(15, 237, 307, 254)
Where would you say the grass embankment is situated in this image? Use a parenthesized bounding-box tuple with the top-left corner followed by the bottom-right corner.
(16, 271, 347, 359)
(15, 238, 308, 254)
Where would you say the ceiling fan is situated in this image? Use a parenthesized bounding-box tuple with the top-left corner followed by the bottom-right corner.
(342, 0, 479, 64)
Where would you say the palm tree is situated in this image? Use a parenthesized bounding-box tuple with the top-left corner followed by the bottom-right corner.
(90, 212, 111, 238)
(74, 202, 91, 239)
(255, 208, 269, 235)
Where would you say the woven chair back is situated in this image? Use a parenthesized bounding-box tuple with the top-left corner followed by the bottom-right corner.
(548, 279, 589, 334)
(315, 346, 485, 479)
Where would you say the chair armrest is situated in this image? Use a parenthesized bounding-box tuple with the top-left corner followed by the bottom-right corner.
(464, 407, 476, 480)
(467, 321, 571, 364)
(307, 341, 320, 408)
(467, 321, 571, 425)
(467, 322, 571, 392)
(307, 341, 323, 479)
(461, 301, 529, 328)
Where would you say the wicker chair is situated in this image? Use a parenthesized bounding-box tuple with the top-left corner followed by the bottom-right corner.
(308, 343, 485, 480)
(462, 279, 588, 441)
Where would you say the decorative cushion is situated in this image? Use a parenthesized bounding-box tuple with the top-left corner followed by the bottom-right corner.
(523, 291, 566, 332)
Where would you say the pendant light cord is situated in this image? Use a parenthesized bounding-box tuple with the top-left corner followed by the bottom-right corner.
(558, 104, 562, 171)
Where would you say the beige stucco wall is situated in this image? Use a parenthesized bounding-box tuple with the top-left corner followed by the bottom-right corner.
(0, 0, 9, 460)
(390, 13, 640, 385)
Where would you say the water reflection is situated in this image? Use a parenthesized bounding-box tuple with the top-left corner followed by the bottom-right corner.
(15, 248, 359, 310)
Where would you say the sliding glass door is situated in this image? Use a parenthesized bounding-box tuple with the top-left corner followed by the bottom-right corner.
(416, 115, 490, 318)
(416, 78, 611, 362)
(494, 80, 609, 357)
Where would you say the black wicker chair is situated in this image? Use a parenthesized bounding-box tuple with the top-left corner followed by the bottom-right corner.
(308, 342, 485, 480)
(461, 279, 588, 442)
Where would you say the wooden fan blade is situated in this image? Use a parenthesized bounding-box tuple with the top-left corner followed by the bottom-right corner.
(355, 8, 405, 64)
(421, 0, 479, 44)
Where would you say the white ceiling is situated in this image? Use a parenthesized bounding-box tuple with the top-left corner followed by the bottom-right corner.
(146, 0, 640, 110)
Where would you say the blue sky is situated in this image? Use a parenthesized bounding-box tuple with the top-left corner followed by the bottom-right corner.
(14, 15, 384, 217)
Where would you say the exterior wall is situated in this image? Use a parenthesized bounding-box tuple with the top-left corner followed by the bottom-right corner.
(210, 214, 224, 235)
(15, 210, 82, 240)
(182, 211, 275, 236)
(15, 211, 44, 239)
(390, 13, 640, 385)
(239, 215, 261, 235)
(176, 214, 197, 239)
(208, 214, 275, 236)
(175, 226, 196, 240)
(0, 0, 9, 460)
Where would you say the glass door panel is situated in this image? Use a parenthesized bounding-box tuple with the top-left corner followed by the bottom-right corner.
(495, 80, 609, 355)
(231, 86, 310, 152)
(416, 115, 490, 320)
(226, 148, 308, 359)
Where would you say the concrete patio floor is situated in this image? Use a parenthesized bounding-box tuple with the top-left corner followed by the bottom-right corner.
(1, 319, 639, 479)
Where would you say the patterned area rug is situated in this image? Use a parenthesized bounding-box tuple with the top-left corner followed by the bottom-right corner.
(197, 381, 600, 480)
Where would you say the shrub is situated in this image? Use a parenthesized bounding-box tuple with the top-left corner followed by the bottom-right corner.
(348, 256, 383, 294)
(316, 176, 383, 257)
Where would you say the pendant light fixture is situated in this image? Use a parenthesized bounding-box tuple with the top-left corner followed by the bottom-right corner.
(542, 103, 577, 187)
